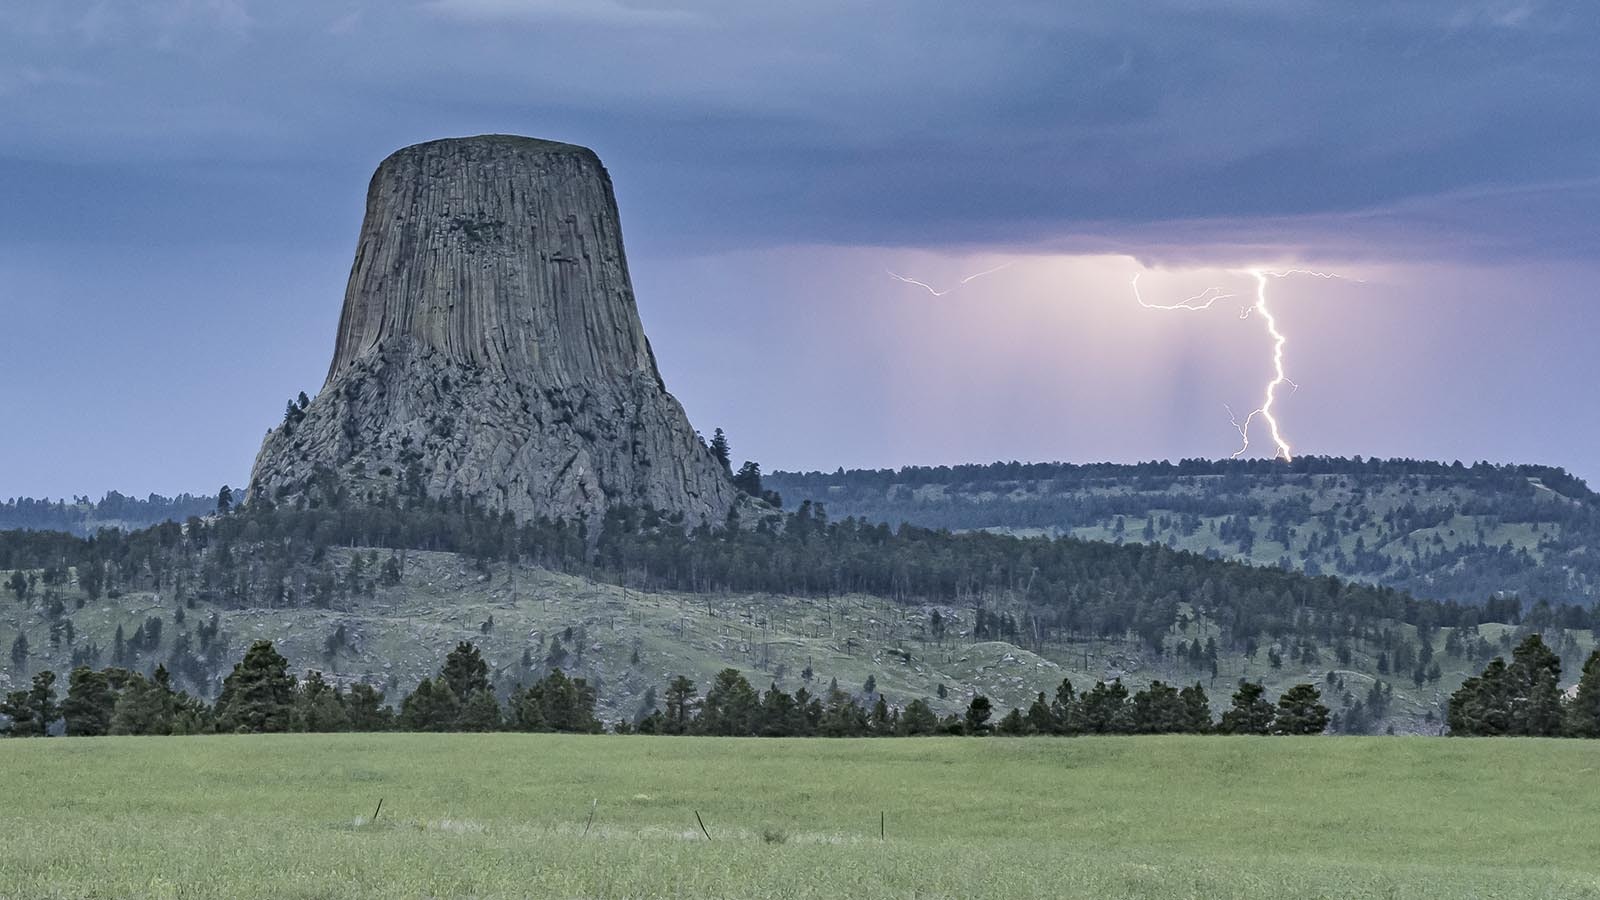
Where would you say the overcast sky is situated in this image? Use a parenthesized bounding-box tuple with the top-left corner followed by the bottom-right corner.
(3, 1, 1597, 498)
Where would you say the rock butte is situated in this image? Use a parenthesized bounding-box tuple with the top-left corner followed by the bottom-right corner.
(248, 135, 738, 530)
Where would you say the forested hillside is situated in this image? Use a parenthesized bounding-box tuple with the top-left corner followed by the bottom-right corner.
(3, 488, 1594, 734)
(0, 492, 216, 537)
(767, 457, 1600, 606)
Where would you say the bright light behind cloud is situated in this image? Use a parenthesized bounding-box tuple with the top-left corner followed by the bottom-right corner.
(635, 247, 1593, 479)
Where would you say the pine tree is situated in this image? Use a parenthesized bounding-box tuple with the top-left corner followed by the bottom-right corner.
(0, 689, 32, 736)
(509, 681, 549, 731)
(757, 685, 798, 736)
(1449, 660, 1512, 735)
(61, 667, 117, 736)
(1508, 634, 1563, 736)
(1078, 680, 1131, 734)
(796, 686, 823, 735)
(10, 632, 29, 672)
(821, 681, 868, 736)
(1131, 681, 1191, 734)
(995, 707, 1030, 736)
(1, 671, 59, 736)
(291, 670, 349, 733)
(1565, 649, 1600, 738)
(663, 675, 699, 735)
(1178, 683, 1213, 734)
(1272, 684, 1330, 735)
(112, 668, 180, 736)
(215, 640, 296, 733)
(345, 683, 393, 731)
(699, 669, 759, 736)
(733, 461, 763, 496)
(545, 635, 568, 669)
(456, 689, 502, 732)
(871, 695, 894, 735)
(440, 642, 491, 704)
(400, 678, 460, 731)
(1218, 681, 1275, 735)
(1025, 692, 1056, 735)
(708, 428, 732, 474)
(899, 698, 939, 735)
(1051, 678, 1078, 734)
(963, 695, 993, 735)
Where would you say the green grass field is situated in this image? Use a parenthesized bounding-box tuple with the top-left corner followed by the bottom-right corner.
(2, 734, 1597, 898)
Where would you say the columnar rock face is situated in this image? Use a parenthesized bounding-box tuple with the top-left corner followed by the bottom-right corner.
(249, 135, 738, 530)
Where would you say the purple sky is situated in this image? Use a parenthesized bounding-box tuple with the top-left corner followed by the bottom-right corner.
(2, 2, 1597, 499)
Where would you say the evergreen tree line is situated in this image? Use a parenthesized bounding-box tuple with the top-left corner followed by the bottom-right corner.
(0, 492, 215, 537)
(0, 640, 603, 737)
(626, 669, 1330, 738)
(1447, 634, 1600, 737)
(3, 638, 1335, 739)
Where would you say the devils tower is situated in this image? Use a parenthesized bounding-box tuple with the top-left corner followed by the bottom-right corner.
(248, 135, 738, 529)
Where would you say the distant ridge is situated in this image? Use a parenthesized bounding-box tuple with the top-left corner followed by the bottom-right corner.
(767, 456, 1600, 606)
(0, 492, 214, 537)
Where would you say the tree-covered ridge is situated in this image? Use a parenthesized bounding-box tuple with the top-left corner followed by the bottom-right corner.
(771, 456, 1595, 498)
(3, 490, 1578, 647)
(766, 456, 1600, 605)
(0, 492, 216, 537)
(5, 488, 1596, 734)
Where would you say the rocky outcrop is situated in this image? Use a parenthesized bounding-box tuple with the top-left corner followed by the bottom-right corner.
(249, 135, 737, 530)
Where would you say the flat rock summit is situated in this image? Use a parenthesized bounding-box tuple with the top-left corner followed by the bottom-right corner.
(249, 135, 737, 529)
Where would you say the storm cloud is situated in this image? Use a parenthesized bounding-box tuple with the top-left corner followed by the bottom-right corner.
(2, 1, 1596, 497)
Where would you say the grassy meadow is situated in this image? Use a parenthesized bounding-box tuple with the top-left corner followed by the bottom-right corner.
(2, 733, 1598, 898)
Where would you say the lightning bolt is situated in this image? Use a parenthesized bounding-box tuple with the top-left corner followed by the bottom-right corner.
(1135, 267, 1350, 462)
(1130, 273, 1236, 312)
(888, 262, 1012, 297)
(885, 259, 1351, 463)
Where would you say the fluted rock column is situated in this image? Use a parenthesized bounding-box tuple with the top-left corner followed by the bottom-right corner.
(249, 135, 737, 530)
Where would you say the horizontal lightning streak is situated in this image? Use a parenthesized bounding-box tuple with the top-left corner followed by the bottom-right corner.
(1130, 273, 1236, 312)
(887, 262, 1012, 297)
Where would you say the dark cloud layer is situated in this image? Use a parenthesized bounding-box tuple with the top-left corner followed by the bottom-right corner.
(2, 1, 1595, 258)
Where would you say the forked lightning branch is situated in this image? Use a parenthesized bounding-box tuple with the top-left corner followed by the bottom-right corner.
(892, 262, 1351, 461)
